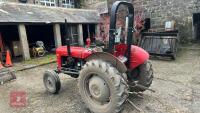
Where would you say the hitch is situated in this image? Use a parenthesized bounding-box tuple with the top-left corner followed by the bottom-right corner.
(130, 83, 156, 93)
(127, 99, 143, 112)
(134, 84, 155, 93)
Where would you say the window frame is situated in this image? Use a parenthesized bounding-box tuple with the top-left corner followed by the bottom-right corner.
(39, 0, 56, 7)
(0, 0, 6, 2)
(62, 0, 75, 8)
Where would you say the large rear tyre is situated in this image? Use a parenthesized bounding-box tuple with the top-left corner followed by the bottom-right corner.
(78, 60, 128, 113)
(43, 70, 61, 94)
(131, 60, 153, 92)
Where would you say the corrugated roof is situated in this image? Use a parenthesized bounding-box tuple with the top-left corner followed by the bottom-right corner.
(0, 2, 100, 24)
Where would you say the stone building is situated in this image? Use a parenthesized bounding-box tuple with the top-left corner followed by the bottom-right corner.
(133, 0, 200, 41)
(0, 0, 99, 60)
(1, 0, 80, 8)
(81, 0, 131, 42)
(83, 0, 200, 42)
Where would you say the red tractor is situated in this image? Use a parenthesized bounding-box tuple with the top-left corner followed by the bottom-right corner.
(43, 1, 153, 113)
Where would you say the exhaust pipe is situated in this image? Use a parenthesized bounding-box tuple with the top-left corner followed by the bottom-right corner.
(64, 19, 71, 56)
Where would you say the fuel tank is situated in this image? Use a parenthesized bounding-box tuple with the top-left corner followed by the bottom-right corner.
(56, 46, 92, 59)
(56, 46, 92, 70)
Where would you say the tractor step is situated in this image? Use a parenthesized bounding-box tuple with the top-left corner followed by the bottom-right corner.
(134, 84, 155, 93)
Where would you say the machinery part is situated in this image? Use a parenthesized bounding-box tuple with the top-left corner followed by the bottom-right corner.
(64, 19, 71, 57)
(78, 60, 128, 113)
(141, 31, 179, 60)
(43, 70, 61, 94)
(32, 46, 45, 57)
(37, 50, 45, 57)
(88, 76, 110, 102)
(130, 60, 153, 92)
(131, 84, 155, 93)
(36, 41, 44, 47)
(108, 1, 134, 67)
(127, 99, 142, 112)
(32, 47, 37, 57)
(86, 52, 127, 73)
(92, 46, 103, 52)
(0, 68, 16, 85)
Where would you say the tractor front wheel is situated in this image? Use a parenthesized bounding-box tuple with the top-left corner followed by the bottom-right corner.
(78, 60, 128, 113)
(43, 70, 61, 94)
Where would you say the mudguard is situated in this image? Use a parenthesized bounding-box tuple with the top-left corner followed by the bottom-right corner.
(129, 45, 149, 70)
(86, 52, 127, 73)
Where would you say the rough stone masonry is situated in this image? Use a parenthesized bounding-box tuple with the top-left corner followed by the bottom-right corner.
(133, 0, 200, 42)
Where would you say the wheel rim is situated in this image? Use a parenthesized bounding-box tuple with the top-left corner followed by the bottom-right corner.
(38, 51, 45, 57)
(45, 75, 55, 91)
(85, 74, 110, 105)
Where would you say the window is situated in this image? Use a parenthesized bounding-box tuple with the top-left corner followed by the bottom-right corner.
(38, 0, 56, 7)
(84, 0, 97, 4)
(62, 0, 75, 8)
(0, 0, 6, 2)
(62, 24, 78, 46)
(70, 25, 78, 45)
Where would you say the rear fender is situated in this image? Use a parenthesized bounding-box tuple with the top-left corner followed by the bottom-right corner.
(86, 52, 127, 73)
(129, 45, 149, 70)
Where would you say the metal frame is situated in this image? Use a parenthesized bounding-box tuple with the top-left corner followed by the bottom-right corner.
(108, 1, 134, 66)
(141, 30, 179, 59)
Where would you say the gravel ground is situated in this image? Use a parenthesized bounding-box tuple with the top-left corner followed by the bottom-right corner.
(0, 48, 200, 113)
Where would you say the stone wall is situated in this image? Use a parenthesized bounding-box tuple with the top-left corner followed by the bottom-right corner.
(81, 0, 106, 9)
(3, 0, 80, 8)
(82, 0, 200, 41)
(133, 0, 200, 41)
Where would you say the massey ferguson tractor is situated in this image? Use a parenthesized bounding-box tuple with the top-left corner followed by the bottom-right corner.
(43, 1, 153, 113)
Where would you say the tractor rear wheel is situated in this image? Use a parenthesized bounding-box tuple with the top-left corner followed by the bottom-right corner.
(131, 60, 153, 92)
(78, 60, 128, 113)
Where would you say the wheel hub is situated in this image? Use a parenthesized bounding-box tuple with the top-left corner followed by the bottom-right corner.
(88, 76, 110, 102)
(46, 77, 54, 90)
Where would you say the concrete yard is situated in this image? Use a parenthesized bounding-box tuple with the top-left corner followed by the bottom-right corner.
(0, 47, 200, 113)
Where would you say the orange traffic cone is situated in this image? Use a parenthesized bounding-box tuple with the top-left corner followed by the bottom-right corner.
(0, 62, 4, 69)
(5, 50, 12, 67)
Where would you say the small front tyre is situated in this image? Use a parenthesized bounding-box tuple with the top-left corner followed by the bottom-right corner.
(43, 70, 61, 94)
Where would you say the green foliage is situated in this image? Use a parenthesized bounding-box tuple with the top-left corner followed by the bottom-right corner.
(23, 54, 56, 65)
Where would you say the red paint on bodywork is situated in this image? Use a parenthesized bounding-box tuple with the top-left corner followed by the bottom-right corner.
(114, 43, 127, 56)
(114, 43, 149, 69)
(129, 45, 149, 69)
(56, 44, 149, 71)
(56, 46, 92, 70)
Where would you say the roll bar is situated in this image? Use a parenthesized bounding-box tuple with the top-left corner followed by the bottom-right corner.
(108, 1, 134, 66)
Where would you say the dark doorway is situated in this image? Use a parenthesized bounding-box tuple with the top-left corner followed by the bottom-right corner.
(83, 24, 96, 45)
(0, 25, 20, 58)
(193, 13, 200, 40)
(26, 25, 55, 51)
(60, 24, 79, 46)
